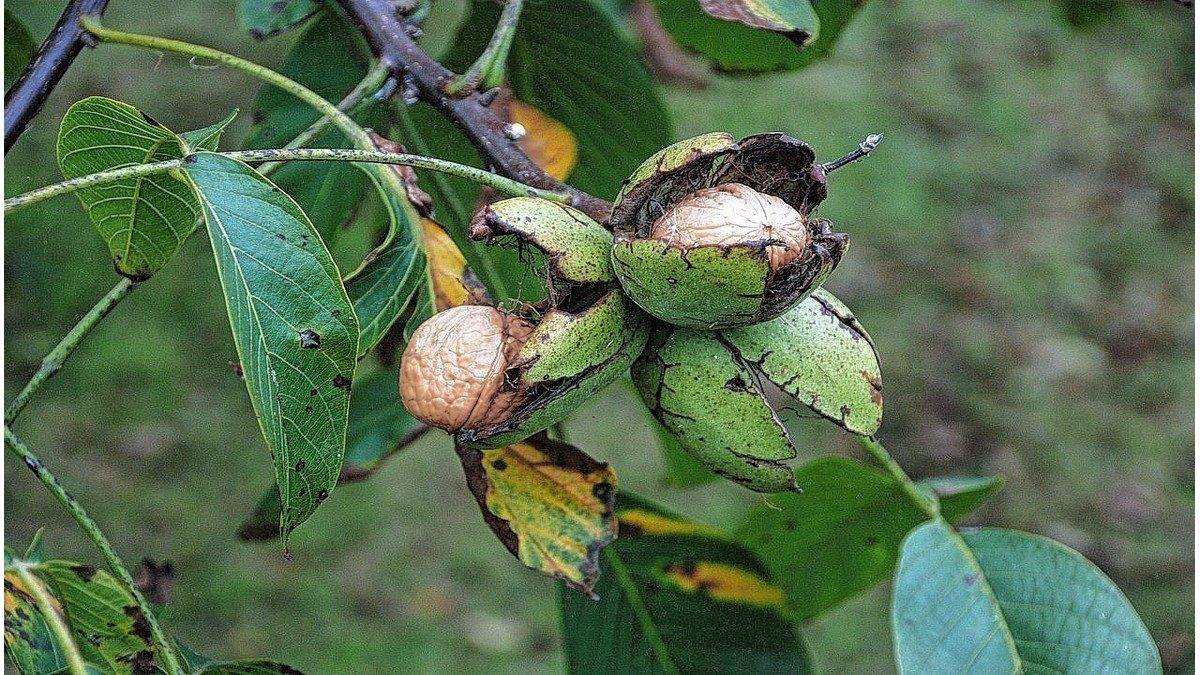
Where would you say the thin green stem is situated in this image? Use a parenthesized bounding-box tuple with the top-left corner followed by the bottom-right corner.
(79, 16, 371, 150)
(5, 148, 570, 214)
(9, 562, 90, 675)
(446, 0, 524, 95)
(6, 278, 135, 425)
(857, 435, 939, 518)
(257, 61, 392, 175)
(5, 428, 185, 675)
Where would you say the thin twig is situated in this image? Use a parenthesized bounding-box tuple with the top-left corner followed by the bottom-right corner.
(335, 0, 613, 221)
(4, 0, 110, 152)
(821, 133, 883, 174)
(5, 277, 135, 425)
(4, 427, 186, 675)
(6, 147, 572, 213)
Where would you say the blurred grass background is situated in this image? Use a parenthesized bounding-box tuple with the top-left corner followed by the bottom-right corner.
(4, 0, 1193, 672)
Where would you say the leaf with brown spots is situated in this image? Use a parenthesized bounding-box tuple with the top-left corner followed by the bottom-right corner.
(24, 561, 159, 674)
(4, 571, 69, 674)
(560, 494, 813, 673)
(420, 219, 490, 313)
(456, 434, 618, 596)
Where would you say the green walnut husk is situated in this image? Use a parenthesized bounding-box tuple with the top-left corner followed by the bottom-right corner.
(633, 288, 883, 492)
(401, 197, 650, 449)
(610, 132, 847, 329)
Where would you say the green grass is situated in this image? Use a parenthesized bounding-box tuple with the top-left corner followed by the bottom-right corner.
(5, 0, 1193, 672)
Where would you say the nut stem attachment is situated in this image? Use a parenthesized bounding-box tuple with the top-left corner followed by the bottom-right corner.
(821, 133, 883, 174)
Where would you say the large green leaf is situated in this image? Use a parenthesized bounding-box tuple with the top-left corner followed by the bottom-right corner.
(561, 496, 812, 673)
(4, 9, 35, 89)
(236, 0, 320, 38)
(893, 520, 1160, 674)
(244, 14, 381, 246)
(237, 367, 424, 541)
(183, 152, 358, 543)
(738, 457, 1001, 622)
(653, 0, 863, 72)
(56, 97, 233, 280)
(450, 0, 672, 201)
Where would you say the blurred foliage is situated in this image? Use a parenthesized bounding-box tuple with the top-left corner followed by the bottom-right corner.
(4, 0, 1193, 672)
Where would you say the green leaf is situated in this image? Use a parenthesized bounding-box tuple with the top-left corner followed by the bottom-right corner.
(4, 9, 35, 89)
(918, 475, 1004, 523)
(244, 13, 382, 246)
(451, 0, 672, 201)
(179, 110, 239, 151)
(893, 520, 1161, 674)
(738, 457, 1002, 622)
(56, 97, 233, 280)
(237, 367, 424, 541)
(31, 561, 158, 673)
(653, 0, 862, 72)
(237, 0, 320, 38)
(561, 495, 812, 673)
(342, 162, 427, 354)
(183, 151, 358, 543)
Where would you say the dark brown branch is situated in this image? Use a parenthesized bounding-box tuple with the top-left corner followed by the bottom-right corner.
(335, 0, 613, 222)
(4, 0, 111, 153)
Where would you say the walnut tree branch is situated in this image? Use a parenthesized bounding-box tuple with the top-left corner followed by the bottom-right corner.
(4, 0, 111, 153)
(335, 0, 613, 222)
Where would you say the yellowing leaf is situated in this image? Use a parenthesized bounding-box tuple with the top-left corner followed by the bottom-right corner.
(617, 507, 724, 539)
(661, 560, 789, 614)
(420, 218, 489, 312)
(457, 434, 617, 596)
(511, 100, 578, 181)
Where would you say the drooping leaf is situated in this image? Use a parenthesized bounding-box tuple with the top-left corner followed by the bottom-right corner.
(653, 0, 863, 71)
(893, 520, 1161, 674)
(456, 434, 618, 595)
(244, 13, 382, 246)
(56, 97, 234, 279)
(450, 0, 672, 201)
(237, 367, 427, 541)
(561, 495, 812, 673)
(4, 9, 35, 89)
(32, 561, 158, 673)
(417, 218, 490, 314)
(389, 103, 542, 305)
(4, 570, 69, 675)
(236, 0, 320, 38)
(342, 133, 429, 352)
(183, 152, 358, 543)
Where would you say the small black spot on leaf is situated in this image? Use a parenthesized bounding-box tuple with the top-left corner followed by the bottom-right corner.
(295, 459, 306, 472)
(183, 154, 198, 164)
(71, 564, 98, 581)
(331, 310, 342, 318)
(140, 111, 161, 127)
(332, 375, 351, 390)
(317, 489, 329, 502)
(592, 481, 613, 502)
(492, 459, 507, 471)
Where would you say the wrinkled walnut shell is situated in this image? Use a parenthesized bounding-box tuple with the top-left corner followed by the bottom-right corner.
(649, 183, 810, 269)
(399, 305, 535, 432)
